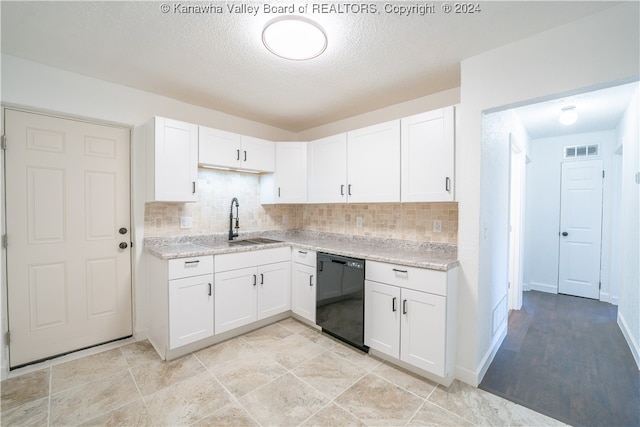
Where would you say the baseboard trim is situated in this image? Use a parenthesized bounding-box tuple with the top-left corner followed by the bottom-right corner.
(477, 321, 508, 384)
(525, 282, 557, 294)
(618, 312, 640, 370)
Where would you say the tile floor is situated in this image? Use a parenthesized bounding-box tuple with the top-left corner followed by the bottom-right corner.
(1, 318, 565, 426)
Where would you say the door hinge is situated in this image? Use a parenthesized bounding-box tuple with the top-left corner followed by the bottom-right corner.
(602, 170, 605, 178)
(1, 135, 6, 151)
(2, 235, 6, 249)
(599, 282, 602, 290)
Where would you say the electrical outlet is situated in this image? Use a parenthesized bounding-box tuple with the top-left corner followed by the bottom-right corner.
(180, 216, 193, 229)
(433, 219, 442, 233)
(356, 216, 363, 228)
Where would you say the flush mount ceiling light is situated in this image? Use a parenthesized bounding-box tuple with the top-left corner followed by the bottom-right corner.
(262, 16, 327, 60)
(559, 106, 578, 125)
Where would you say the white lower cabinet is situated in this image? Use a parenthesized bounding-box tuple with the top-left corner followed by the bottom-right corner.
(215, 247, 291, 334)
(364, 261, 456, 380)
(169, 274, 214, 349)
(291, 248, 316, 323)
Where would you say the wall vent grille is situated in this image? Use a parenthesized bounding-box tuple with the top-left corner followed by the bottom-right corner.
(565, 144, 599, 159)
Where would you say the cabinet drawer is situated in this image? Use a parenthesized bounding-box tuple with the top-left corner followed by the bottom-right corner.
(215, 247, 291, 273)
(365, 260, 446, 296)
(292, 248, 316, 267)
(168, 255, 214, 280)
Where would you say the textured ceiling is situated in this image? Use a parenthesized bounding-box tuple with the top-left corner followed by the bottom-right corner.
(0, 1, 625, 132)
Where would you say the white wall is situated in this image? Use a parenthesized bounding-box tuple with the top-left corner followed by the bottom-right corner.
(617, 87, 640, 368)
(524, 130, 617, 301)
(457, 3, 639, 385)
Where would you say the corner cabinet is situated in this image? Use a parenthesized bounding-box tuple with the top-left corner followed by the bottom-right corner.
(145, 117, 199, 202)
(148, 255, 214, 358)
(364, 260, 457, 383)
(401, 107, 455, 202)
(261, 141, 308, 204)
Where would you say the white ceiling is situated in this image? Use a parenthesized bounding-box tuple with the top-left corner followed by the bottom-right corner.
(0, 1, 629, 133)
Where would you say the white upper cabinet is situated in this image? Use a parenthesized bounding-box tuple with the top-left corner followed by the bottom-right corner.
(307, 133, 348, 203)
(307, 120, 401, 204)
(146, 117, 198, 202)
(199, 126, 274, 172)
(261, 142, 307, 204)
(347, 120, 401, 203)
(401, 107, 455, 202)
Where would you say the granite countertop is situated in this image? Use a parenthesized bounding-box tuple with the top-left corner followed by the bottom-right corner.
(145, 230, 459, 271)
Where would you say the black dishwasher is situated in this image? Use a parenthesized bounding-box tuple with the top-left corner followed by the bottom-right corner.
(316, 252, 368, 352)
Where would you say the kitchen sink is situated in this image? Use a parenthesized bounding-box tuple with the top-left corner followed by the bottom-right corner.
(228, 237, 282, 246)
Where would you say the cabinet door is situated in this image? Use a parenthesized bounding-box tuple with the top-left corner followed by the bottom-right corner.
(199, 126, 242, 169)
(400, 288, 446, 376)
(364, 280, 400, 358)
(307, 133, 347, 203)
(214, 267, 258, 334)
(401, 107, 455, 202)
(153, 117, 198, 202)
(292, 263, 316, 322)
(257, 261, 291, 320)
(275, 142, 307, 203)
(169, 274, 214, 349)
(347, 120, 400, 203)
(242, 136, 275, 172)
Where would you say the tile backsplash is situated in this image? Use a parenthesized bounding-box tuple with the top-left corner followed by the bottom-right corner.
(144, 169, 457, 244)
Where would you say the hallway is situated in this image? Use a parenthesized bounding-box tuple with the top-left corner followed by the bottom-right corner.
(480, 291, 640, 427)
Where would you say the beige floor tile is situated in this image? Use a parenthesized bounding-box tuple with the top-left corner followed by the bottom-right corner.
(79, 399, 153, 427)
(301, 403, 365, 426)
(194, 401, 259, 426)
(143, 372, 233, 426)
(241, 322, 294, 346)
(277, 317, 313, 333)
(0, 397, 49, 426)
(260, 333, 327, 369)
(373, 362, 438, 399)
(407, 401, 473, 426)
(510, 403, 568, 426)
(293, 351, 367, 399)
(428, 380, 544, 426)
(119, 340, 160, 368)
(299, 327, 339, 349)
(331, 342, 382, 371)
(130, 353, 205, 396)
(335, 374, 424, 426)
(49, 371, 139, 426)
(194, 336, 256, 368)
(0, 368, 49, 412)
(210, 352, 287, 398)
(51, 348, 128, 393)
(239, 373, 328, 426)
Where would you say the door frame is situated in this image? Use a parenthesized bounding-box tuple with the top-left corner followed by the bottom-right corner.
(508, 134, 526, 311)
(0, 106, 135, 379)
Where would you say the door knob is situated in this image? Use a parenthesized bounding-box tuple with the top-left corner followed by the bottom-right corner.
(562, 232, 568, 237)
(119, 227, 128, 235)
(119, 242, 128, 249)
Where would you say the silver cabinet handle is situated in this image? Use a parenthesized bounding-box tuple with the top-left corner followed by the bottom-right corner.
(185, 260, 200, 265)
(236, 149, 240, 161)
(260, 273, 264, 285)
(340, 184, 344, 196)
(298, 250, 307, 255)
(392, 268, 408, 274)
(253, 274, 257, 286)
(208, 283, 212, 296)
(402, 299, 408, 315)
(445, 177, 451, 192)
(348, 184, 352, 196)
(310, 274, 314, 287)
(392, 297, 397, 312)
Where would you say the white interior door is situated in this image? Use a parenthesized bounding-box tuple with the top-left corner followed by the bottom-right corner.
(558, 159, 603, 299)
(5, 109, 132, 367)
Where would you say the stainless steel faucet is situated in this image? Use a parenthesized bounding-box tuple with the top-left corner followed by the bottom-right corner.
(229, 197, 239, 240)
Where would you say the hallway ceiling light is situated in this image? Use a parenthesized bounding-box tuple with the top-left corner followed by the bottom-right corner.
(559, 106, 578, 125)
(262, 16, 327, 60)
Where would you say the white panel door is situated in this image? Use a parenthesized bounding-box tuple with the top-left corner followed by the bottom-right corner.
(214, 267, 257, 334)
(257, 261, 291, 320)
(5, 109, 132, 367)
(307, 133, 347, 203)
(169, 274, 214, 348)
(400, 288, 446, 376)
(558, 160, 603, 299)
(347, 120, 401, 203)
(364, 280, 400, 358)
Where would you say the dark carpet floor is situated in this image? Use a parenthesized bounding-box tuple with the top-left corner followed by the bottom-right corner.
(480, 291, 640, 427)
